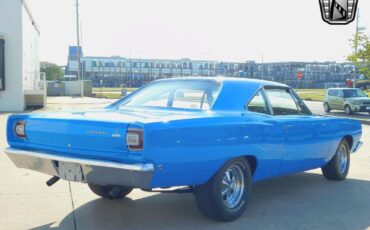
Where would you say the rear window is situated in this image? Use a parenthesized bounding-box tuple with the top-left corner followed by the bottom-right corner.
(118, 80, 221, 110)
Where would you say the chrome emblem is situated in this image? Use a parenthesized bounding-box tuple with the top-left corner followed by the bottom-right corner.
(319, 0, 358, 25)
(86, 130, 108, 135)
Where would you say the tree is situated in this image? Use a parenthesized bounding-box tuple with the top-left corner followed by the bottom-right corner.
(40, 62, 63, 81)
(347, 32, 370, 79)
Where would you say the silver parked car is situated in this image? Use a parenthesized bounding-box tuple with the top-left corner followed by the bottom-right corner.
(324, 88, 370, 115)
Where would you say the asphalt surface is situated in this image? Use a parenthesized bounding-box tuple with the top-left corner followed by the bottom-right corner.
(305, 100, 370, 122)
(0, 97, 369, 230)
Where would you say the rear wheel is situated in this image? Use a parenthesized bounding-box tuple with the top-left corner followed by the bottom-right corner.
(194, 158, 252, 222)
(321, 139, 350, 181)
(323, 103, 331, 113)
(88, 184, 133, 199)
(344, 105, 352, 115)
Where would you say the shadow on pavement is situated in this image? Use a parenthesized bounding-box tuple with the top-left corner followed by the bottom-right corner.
(31, 172, 370, 230)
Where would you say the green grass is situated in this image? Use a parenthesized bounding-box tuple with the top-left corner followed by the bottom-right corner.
(92, 87, 138, 92)
(92, 87, 138, 99)
(92, 88, 370, 102)
(295, 89, 370, 102)
(93, 92, 123, 99)
(294, 89, 326, 102)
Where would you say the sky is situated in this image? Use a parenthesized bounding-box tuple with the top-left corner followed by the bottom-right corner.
(28, 0, 370, 66)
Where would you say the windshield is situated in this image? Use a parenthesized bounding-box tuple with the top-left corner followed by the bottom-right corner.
(343, 89, 367, 98)
(117, 80, 221, 110)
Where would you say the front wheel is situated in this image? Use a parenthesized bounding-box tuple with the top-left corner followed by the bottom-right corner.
(88, 184, 133, 199)
(194, 158, 252, 222)
(344, 105, 352, 115)
(321, 139, 350, 181)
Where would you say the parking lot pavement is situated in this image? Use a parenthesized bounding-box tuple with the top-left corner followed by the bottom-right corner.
(0, 99, 370, 230)
(305, 100, 370, 122)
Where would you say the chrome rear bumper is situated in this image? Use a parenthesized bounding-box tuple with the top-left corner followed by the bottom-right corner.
(5, 147, 154, 189)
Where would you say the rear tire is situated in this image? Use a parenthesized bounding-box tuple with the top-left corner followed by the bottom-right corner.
(323, 103, 331, 113)
(321, 139, 350, 181)
(194, 158, 252, 222)
(88, 184, 133, 199)
(344, 105, 352, 115)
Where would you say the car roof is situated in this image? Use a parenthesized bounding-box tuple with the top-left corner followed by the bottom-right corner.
(157, 76, 288, 88)
(156, 77, 290, 111)
(111, 77, 291, 112)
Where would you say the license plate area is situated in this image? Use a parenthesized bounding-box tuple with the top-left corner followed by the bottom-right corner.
(58, 162, 84, 182)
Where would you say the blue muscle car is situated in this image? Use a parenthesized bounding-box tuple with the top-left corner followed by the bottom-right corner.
(5, 77, 363, 221)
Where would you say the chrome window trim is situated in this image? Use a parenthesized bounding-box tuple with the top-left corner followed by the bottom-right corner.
(263, 86, 302, 116)
(289, 89, 313, 115)
(244, 86, 272, 116)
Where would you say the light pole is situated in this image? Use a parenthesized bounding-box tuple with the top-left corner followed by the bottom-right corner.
(75, 0, 83, 96)
(353, 8, 366, 88)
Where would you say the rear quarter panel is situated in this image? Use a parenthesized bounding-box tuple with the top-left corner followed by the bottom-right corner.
(142, 112, 285, 188)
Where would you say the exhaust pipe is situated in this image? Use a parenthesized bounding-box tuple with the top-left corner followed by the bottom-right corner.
(46, 176, 60, 186)
(108, 187, 122, 199)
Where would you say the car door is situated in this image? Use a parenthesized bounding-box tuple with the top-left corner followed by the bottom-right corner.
(245, 89, 285, 181)
(264, 87, 331, 175)
(327, 89, 337, 109)
(332, 90, 345, 110)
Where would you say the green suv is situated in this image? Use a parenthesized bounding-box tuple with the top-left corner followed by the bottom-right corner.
(324, 88, 370, 115)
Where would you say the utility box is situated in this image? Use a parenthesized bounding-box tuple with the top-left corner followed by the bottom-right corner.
(47, 81, 65, 96)
(82, 80, 92, 97)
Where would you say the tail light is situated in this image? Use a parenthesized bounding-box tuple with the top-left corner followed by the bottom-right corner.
(14, 121, 26, 138)
(126, 128, 143, 150)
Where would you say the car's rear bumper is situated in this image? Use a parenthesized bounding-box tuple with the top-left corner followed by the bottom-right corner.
(5, 147, 154, 189)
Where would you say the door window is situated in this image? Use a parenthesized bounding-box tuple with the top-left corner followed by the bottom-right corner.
(247, 90, 270, 114)
(265, 88, 299, 115)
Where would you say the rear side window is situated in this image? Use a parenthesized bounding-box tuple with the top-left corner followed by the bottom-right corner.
(172, 89, 216, 109)
(265, 88, 299, 115)
(247, 90, 270, 114)
(118, 80, 221, 110)
(328, 90, 338, 96)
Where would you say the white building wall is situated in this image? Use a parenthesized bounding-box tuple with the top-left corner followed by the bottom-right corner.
(0, 0, 24, 111)
(22, 0, 40, 91)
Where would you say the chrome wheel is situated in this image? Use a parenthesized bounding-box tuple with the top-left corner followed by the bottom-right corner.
(222, 163, 245, 209)
(338, 144, 348, 174)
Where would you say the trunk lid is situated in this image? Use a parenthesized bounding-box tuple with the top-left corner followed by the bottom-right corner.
(10, 108, 212, 162)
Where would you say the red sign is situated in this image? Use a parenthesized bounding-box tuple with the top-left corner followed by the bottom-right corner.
(297, 72, 303, 80)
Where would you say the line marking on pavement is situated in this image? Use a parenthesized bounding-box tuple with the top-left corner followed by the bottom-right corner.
(68, 182, 77, 230)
